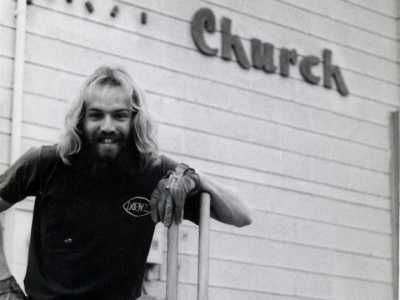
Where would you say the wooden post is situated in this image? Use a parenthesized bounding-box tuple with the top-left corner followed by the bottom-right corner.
(390, 112, 399, 300)
(166, 219, 179, 300)
(166, 193, 210, 300)
(198, 193, 210, 300)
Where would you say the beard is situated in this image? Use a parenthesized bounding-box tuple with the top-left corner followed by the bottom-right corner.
(79, 133, 138, 179)
(93, 140, 123, 162)
(87, 131, 127, 162)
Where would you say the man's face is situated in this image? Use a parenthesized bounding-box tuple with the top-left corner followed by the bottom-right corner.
(82, 85, 133, 161)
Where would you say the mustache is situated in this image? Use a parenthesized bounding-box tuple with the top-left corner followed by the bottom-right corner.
(95, 132, 123, 140)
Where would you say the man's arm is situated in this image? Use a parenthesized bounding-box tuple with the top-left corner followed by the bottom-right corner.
(196, 171, 253, 227)
(0, 198, 14, 280)
(151, 166, 253, 228)
(0, 203, 26, 300)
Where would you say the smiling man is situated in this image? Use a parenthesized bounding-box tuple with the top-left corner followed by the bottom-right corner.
(83, 84, 133, 161)
(0, 66, 253, 300)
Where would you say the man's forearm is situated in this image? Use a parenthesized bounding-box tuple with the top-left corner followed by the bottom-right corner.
(196, 171, 253, 227)
(0, 219, 12, 280)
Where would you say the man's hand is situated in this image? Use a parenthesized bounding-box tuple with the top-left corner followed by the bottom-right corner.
(0, 276, 27, 300)
(150, 165, 200, 227)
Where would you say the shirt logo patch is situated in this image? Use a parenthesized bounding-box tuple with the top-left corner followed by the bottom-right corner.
(123, 197, 151, 217)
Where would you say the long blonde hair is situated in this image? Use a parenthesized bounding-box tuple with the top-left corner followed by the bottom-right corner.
(58, 66, 158, 166)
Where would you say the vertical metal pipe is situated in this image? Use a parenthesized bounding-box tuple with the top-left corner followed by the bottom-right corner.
(390, 112, 400, 300)
(3, 0, 28, 277)
(197, 193, 210, 300)
(11, 0, 27, 163)
(166, 219, 179, 300)
(396, 2, 400, 298)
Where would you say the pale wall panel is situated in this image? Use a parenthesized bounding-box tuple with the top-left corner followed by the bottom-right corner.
(222, 184, 389, 233)
(0, 50, 388, 160)
(296, 271, 392, 300)
(0, 1, 15, 30)
(32, 0, 203, 29)
(15, 32, 393, 149)
(204, 0, 398, 60)
(213, 169, 390, 210)
(28, 0, 399, 84)
(19, 12, 400, 107)
(178, 199, 391, 258)
(0, 133, 10, 165)
(346, 0, 398, 18)
(172, 225, 392, 282)
(252, 212, 391, 258)
(146, 280, 303, 300)
(201, 2, 398, 85)
(145, 278, 392, 300)
(209, 210, 391, 258)
(158, 124, 389, 197)
(0, 164, 7, 173)
(0, 114, 10, 129)
(279, 0, 397, 38)
(22, 95, 67, 130)
(165, 152, 389, 211)
(157, 253, 392, 299)
(0, 57, 14, 88)
(21, 123, 60, 144)
(0, 3, 394, 110)
(1, 20, 394, 133)
(151, 94, 388, 173)
(0, 25, 15, 59)
(0, 88, 12, 119)
(215, 178, 391, 233)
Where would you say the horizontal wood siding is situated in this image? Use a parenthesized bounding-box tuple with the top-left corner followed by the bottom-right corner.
(0, 0, 398, 299)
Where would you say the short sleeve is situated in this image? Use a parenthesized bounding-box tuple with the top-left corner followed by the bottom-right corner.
(0, 147, 41, 203)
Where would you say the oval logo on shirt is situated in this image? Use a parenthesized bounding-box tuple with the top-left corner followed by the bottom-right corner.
(123, 197, 151, 217)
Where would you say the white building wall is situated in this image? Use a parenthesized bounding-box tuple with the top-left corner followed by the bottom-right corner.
(0, 0, 399, 299)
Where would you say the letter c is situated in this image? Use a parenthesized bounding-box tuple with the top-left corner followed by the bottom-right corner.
(191, 8, 218, 56)
(299, 55, 321, 85)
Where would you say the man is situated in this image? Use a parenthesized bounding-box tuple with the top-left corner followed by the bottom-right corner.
(0, 66, 253, 299)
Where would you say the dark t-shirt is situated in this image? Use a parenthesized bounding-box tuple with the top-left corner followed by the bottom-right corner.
(0, 145, 200, 300)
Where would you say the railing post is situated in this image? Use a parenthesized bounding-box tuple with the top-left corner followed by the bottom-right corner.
(166, 193, 210, 300)
(166, 219, 179, 300)
(198, 193, 210, 300)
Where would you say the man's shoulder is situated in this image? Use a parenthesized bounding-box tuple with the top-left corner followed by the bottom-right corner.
(26, 144, 61, 170)
(22, 144, 58, 167)
(39, 144, 59, 160)
(12, 144, 58, 166)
